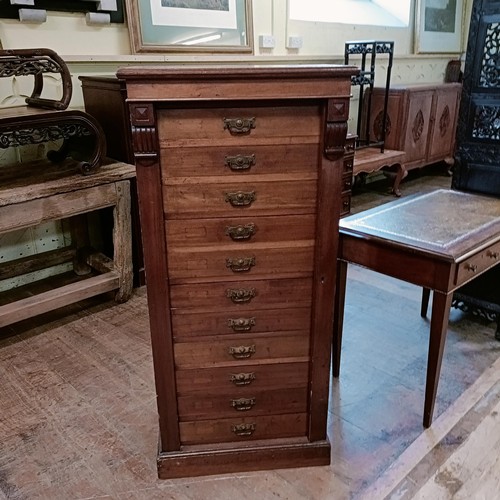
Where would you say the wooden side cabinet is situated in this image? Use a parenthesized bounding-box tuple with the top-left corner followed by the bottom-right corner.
(364, 83, 462, 171)
(117, 63, 357, 479)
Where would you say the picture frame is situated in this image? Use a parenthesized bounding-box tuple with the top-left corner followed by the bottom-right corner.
(415, 0, 465, 54)
(125, 0, 253, 54)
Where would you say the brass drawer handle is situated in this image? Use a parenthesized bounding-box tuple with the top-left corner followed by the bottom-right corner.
(230, 372, 256, 386)
(231, 397, 256, 411)
(229, 345, 256, 359)
(226, 288, 256, 303)
(226, 257, 256, 273)
(225, 154, 256, 171)
(465, 263, 478, 272)
(225, 223, 256, 241)
(487, 251, 500, 260)
(225, 191, 256, 207)
(223, 117, 256, 135)
(228, 317, 256, 332)
(231, 422, 256, 437)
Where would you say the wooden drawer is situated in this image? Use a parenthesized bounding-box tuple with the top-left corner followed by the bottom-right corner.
(340, 193, 351, 217)
(173, 332, 310, 368)
(166, 214, 315, 247)
(175, 361, 310, 394)
(161, 144, 319, 178)
(167, 241, 314, 282)
(179, 413, 308, 445)
(455, 240, 500, 286)
(178, 386, 308, 420)
(172, 306, 311, 338)
(343, 157, 354, 174)
(169, 277, 313, 311)
(158, 106, 321, 147)
(163, 177, 317, 219)
(342, 172, 353, 193)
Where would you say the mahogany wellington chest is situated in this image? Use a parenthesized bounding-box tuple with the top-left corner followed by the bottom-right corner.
(117, 63, 358, 478)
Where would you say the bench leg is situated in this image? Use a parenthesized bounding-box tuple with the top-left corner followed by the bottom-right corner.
(421, 287, 431, 317)
(113, 180, 133, 303)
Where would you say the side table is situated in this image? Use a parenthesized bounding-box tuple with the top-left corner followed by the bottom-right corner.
(333, 189, 500, 427)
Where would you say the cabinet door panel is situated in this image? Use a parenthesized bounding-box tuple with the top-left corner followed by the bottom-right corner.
(403, 90, 434, 166)
(427, 86, 461, 163)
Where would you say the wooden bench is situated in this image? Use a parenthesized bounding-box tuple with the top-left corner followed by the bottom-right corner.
(0, 159, 136, 328)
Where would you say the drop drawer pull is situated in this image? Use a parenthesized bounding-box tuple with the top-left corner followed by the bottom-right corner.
(226, 257, 256, 273)
(230, 372, 256, 386)
(225, 154, 256, 171)
(228, 317, 256, 332)
(465, 263, 478, 272)
(223, 117, 256, 135)
(225, 223, 256, 241)
(229, 345, 256, 359)
(225, 191, 256, 207)
(487, 251, 499, 260)
(231, 397, 256, 411)
(231, 423, 256, 437)
(226, 288, 256, 303)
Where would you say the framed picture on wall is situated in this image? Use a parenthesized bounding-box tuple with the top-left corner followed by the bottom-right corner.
(125, 0, 253, 53)
(415, 0, 465, 53)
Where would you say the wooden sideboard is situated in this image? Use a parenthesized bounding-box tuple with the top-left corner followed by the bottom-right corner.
(117, 63, 357, 478)
(363, 83, 462, 172)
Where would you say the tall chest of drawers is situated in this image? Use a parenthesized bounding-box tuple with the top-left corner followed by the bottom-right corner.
(117, 64, 357, 478)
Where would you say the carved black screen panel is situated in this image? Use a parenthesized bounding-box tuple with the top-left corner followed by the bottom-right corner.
(452, 0, 500, 196)
(0, 0, 124, 23)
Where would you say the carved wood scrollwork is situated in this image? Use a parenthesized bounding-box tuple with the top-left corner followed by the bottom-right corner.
(412, 110, 425, 143)
(324, 98, 349, 161)
(129, 103, 159, 166)
(439, 106, 451, 137)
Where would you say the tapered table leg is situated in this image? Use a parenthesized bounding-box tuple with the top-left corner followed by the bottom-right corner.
(424, 290, 453, 427)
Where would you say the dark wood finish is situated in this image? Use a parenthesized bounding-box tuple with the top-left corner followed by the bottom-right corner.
(334, 189, 500, 427)
(117, 63, 358, 478)
(79, 76, 145, 286)
(451, 0, 500, 333)
(0, 49, 105, 175)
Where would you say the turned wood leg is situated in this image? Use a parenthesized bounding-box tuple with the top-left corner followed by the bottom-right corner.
(332, 259, 348, 377)
(421, 288, 431, 317)
(424, 291, 453, 427)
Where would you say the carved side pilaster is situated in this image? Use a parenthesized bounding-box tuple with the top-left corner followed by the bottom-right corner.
(129, 103, 159, 167)
(324, 98, 349, 161)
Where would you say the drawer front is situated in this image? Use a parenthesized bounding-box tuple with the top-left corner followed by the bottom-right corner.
(172, 306, 311, 338)
(161, 144, 319, 178)
(177, 387, 308, 420)
(179, 413, 308, 445)
(340, 193, 351, 217)
(175, 362, 310, 394)
(158, 106, 321, 146)
(167, 242, 314, 281)
(174, 333, 310, 368)
(342, 172, 353, 193)
(169, 277, 313, 311)
(455, 241, 500, 286)
(166, 214, 315, 247)
(164, 178, 318, 219)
